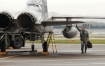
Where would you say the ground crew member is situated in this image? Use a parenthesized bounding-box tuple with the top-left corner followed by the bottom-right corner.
(76, 24, 89, 53)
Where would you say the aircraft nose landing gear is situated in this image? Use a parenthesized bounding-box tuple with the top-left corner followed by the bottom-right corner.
(30, 33, 37, 53)
(31, 41, 37, 53)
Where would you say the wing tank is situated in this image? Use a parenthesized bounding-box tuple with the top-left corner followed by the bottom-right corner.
(62, 26, 77, 38)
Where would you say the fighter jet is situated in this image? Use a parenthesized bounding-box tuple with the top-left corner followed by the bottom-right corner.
(0, 0, 105, 53)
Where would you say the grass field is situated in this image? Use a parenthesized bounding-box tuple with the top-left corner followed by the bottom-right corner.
(26, 40, 105, 44)
(26, 35, 105, 44)
(44, 35, 105, 38)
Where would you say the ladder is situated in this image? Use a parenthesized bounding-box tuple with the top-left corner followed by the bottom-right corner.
(46, 32, 57, 53)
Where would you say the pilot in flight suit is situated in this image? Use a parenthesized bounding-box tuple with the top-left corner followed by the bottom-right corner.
(76, 24, 89, 53)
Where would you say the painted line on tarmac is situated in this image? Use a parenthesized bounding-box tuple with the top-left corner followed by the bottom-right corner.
(44, 64, 87, 65)
(0, 55, 19, 60)
(92, 63, 105, 65)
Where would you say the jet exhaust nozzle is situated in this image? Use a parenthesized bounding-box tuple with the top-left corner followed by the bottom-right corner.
(0, 12, 13, 31)
(17, 13, 37, 30)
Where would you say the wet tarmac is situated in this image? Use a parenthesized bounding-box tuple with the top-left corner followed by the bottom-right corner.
(0, 44, 105, 66)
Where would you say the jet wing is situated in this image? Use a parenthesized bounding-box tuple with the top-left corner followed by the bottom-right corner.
(42, 21, 84, 26)
(52, 16, 105, 20)
(48, 13, 105, 19)
(42, 15, 105, 26)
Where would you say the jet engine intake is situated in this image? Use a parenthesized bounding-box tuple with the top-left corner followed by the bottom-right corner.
(62, 26, 77, 38)
(17, 13, 37, 30)
(0, 12, 13, 31)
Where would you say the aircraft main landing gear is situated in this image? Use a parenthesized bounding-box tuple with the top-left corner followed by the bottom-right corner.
(0, 33, 8, 55)
(41, 41, 49, 55)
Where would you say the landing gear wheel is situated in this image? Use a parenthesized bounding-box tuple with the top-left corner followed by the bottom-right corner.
(0, 37, 10, 49)
(42, 41, 48, 52)
(13, 37, 23, 49)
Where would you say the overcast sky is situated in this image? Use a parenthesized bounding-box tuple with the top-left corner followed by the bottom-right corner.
(0, 0, 105, 22)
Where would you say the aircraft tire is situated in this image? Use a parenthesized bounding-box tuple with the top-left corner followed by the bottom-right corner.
(0, 37, 10, 49)
(12, 36, 23, 49)
(42, 41, 48, 52)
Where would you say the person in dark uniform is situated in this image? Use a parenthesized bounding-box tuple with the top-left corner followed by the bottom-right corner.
(76, 24, 89, 53)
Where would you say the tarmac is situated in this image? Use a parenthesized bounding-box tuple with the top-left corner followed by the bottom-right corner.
(0, 44, 105, 66)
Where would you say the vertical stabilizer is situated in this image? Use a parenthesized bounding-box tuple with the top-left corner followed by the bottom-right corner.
(42, 0, 48, 20)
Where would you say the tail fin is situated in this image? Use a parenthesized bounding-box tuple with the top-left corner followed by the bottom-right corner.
(41, 0, 48, 20)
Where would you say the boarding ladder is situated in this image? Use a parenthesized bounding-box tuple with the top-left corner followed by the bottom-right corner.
(47, 32, 57, 53)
